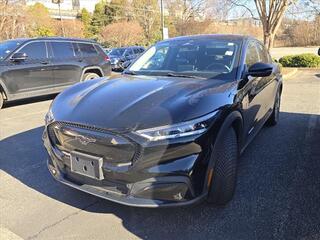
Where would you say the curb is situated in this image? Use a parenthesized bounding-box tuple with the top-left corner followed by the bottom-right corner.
(283, 68, 298, 79)
(0, 226, 23, 240)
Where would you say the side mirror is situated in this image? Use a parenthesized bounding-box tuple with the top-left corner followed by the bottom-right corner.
(11, 52, 27, 62)
(247, 62, 273, 77)
(122, 60, 131, 69)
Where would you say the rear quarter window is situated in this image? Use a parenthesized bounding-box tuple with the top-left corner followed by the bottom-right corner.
(78, 43, 98, 57)
(51, 41, 75, 59)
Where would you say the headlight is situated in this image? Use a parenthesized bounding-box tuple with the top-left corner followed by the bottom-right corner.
(135, 111, 217, 141)
(45, 108, 54, 126)
(111, 58, 119, 64)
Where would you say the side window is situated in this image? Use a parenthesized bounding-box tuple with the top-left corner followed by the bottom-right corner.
(51, 41, 75, 59)
(78, 43, 97, 57)
(124, 48, 133, 56)
(245, 41, 260, 67)
(19, 42, 47, 60)
(133, 48, 140, 54)
(72, 43, 82, 57)
(256, 43, 269, 63)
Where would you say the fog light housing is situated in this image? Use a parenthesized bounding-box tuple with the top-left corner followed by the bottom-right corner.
(132, 183, 189, 201)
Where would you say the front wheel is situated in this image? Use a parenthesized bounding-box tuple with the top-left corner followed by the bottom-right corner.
(266, 90, 281, 126)
(207, 127, 238, 205)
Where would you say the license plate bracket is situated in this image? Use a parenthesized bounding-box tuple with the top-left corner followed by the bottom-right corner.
(70, 151, 104, 180)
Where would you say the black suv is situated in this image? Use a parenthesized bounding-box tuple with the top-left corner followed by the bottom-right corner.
(109, 46, 145, 71)
(0, 37, 111, 109)
(44, 35, 282, 207)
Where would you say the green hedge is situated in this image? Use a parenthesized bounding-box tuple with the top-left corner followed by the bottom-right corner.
(279, 53, 320, 68)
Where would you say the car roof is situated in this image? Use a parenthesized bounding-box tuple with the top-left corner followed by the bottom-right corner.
(159, 34, 253, 44)
(18, 37, 97, 44)
(113, 46, 144, 50)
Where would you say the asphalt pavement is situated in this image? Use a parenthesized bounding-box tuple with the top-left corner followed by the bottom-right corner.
(0, 69, 319, 240)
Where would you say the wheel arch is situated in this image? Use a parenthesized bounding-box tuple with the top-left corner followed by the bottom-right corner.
(0, 80, 8, 100)
(204, 109, 243, 203)
(214, 110, 244, 150)
(81, 67, 104, 81)
(206, 109, 244, 173)
(279, 82, 283, 95)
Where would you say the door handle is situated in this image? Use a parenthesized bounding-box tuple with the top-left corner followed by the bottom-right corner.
(41, 61, 49, 65)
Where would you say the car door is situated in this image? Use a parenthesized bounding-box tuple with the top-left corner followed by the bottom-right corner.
(241, 40, 269, 142)
(49, 41, 82, 87)
(255, 42, 278, 114)
(2, 41, 54, 95)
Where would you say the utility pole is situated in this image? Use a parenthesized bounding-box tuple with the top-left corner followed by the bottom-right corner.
(52, 0, 65, 37)
(160, 0, 164, 40)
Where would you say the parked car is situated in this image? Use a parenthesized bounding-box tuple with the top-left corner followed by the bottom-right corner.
(0, 37, 111, 109)
(104, 48, 111, 55)
(43, 34, 282, 207)
(108, 46, 145, 71)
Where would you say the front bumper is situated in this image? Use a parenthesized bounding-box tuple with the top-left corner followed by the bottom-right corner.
(43, 124, 210, 207)
(47, 158, 206, 207)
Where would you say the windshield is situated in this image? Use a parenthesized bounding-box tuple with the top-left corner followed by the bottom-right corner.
(0, 40, 24, 60)
(109, 48, 125, 57)
(128, 38, 241, 80)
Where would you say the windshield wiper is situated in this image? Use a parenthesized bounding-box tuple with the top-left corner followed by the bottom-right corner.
(165, 72, 206, 79)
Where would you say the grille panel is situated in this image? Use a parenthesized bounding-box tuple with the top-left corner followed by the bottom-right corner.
(48, 121, 137, 164)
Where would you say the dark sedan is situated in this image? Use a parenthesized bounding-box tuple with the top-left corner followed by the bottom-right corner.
(43, 34, 282, 207)
(109, 46, 144, 71)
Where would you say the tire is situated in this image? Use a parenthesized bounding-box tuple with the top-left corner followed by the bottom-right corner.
(0, 92, 3, 109)
(266, 90, 281, 126)
(207, 127, 238, 205)
(82, 72, 100, 81)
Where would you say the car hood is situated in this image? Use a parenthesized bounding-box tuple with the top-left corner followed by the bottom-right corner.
(51, 75, 236, 131)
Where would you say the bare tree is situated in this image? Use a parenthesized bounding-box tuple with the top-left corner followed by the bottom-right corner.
(0, 1, 28, 40)
(230, 0, 296, 50)
(256, 0, 295, 49)
(100, 21, 145, 47)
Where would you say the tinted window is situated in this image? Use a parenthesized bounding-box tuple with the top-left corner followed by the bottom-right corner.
(124, 48, 133, 56)
(78, 43, 97, 56)
(245, 42, 260, 67)
(0, 40, 24, 60)
(109, 48, 125, 56)
(19, 42, 47, 59)
(72, 43, 82, 57)
(256, 43, 269, 63)
(129, 38, 240, 80)
(51, 41, 75, 59)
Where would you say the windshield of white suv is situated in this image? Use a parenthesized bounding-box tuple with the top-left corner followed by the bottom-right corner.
(128, 38, 241, 80)
(0, 40, 24, 60)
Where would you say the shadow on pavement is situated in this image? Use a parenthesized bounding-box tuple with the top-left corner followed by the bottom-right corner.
(3, 94, 57, 109)
(0, 111, 320, 239)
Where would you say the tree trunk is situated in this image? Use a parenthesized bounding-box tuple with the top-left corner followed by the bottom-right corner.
(264, 32, 275, 50)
